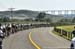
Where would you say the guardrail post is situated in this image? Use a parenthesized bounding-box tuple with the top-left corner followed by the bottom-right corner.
(61, 29, 62, 36)
(67, 32, 68, 39)
(71, 33, 72, 40)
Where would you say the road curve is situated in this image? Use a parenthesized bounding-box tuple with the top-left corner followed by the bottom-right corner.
(2, 30, 36, 49)
(2, 27, 71, 49)
(29, 32, 41, 49)
(30, 27, 70, 49)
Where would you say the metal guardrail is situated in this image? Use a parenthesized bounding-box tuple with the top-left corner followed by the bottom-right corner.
(54, 27, 72, 40)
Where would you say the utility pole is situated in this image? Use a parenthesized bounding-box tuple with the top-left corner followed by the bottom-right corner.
(8, 8, 15, 19)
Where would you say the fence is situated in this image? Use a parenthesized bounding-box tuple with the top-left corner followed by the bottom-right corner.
(54, 27, 73, 40)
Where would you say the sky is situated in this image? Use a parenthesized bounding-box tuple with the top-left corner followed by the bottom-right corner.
(0, 0, 75, 11)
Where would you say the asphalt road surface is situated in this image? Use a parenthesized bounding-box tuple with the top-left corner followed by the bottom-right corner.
(2, 27, 70, 49)
(2, 30, 36, 49)
(31, 27, 70, 49)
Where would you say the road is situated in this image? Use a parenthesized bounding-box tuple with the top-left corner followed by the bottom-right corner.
(2, 27, 70, 49)
(2, 30, 36, 49)
(31, 27, 70, 49)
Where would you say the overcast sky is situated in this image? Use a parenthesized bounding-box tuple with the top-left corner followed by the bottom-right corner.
(0, 0, 75, 11)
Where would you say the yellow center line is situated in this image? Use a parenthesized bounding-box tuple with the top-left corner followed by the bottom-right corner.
(29, 32, 41, 49)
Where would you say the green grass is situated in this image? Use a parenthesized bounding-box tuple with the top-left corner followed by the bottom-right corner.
(56, 25, 75, 32)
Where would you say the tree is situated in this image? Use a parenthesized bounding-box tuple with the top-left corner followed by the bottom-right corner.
(45, 18, 52, 22)
(0, 18, 3, 22)
(59, 18, 71, 23)
(72, 17, 75, 23)
(2, 17, 10, 22)
(36, 12, 46, 21)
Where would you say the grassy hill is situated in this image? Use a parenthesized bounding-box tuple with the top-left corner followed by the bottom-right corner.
(0, 10, 64, 22)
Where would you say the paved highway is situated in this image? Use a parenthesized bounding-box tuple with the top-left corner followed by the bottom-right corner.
(2, 27, 70, 49)
(2, 30, 36, 49)
(30, 27, 70, 49)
